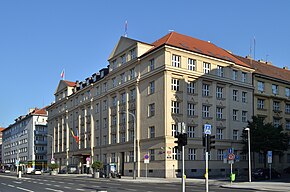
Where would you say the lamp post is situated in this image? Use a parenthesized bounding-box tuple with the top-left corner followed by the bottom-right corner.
(47, 134, 54, 164)
(245, 127, 251, 182)
(122, 111, 136, 179)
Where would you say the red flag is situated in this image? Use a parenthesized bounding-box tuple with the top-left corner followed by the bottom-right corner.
(60, 69, 65, 79)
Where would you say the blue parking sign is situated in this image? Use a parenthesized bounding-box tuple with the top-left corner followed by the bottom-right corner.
(204, 124, 211, 135)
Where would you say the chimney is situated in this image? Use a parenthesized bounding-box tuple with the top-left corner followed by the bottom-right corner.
(258, 59, 266, 64)
(245, 55, 252, 59)
(266, 61, 272, 65)
(283, 66, 289, 70)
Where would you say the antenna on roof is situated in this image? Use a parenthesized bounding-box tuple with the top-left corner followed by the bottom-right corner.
(253, 36, 256, 60)
(168, 29, 174, 33)
(124, 20, 128, 37)
(266, 54, 269, 62)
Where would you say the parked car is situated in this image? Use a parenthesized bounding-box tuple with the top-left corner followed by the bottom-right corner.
(252, 168, 281, 180)
(31, 169, 42, 175)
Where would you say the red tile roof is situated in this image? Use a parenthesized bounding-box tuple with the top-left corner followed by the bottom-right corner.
(0, 127, 5, 132)
(64, 80, 76, 87)
(32, 107, 48, 115)
(148, 32, 251, 68)
(233, 55, 290, 83)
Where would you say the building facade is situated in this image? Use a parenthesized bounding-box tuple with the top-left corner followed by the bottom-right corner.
(0, 127, 4, 166)
(2, 108, 48, 171)
(48, 32, 256, 178)
(234, 55, 290, 169)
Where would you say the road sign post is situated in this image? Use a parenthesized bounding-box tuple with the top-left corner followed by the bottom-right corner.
(204, 124, 211, 192)
(267, 151, 272, 180)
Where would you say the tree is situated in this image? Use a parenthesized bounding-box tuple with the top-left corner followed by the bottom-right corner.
(241, 116, 289, 168)
(48, 163, 59, 171)
(91, 161, 103, 172)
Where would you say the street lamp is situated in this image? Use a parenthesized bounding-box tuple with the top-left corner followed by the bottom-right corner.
(244, 127, 251, 182)
(47, 134, 54, 164)
(122, 111, 136, 179)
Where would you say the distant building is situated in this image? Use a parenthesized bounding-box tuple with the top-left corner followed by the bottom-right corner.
(0, 127, 5, 166)
(2, 108, 48, 171)
(48, 32, 255, 177)
(234, 55, 290, 169)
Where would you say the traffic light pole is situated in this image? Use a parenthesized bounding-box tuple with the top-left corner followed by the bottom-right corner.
(205, 151, 209, 192)
(182, 145, 185, 192)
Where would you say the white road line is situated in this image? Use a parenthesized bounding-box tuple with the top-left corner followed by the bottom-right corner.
(45, 188, 64, 192)
(46, 183, 52, 186)
(67, 183, 74, 185)
(76, 189, 85, 191)
(53, 185, 60, 187)
(64, 186, 71, 189)
(1, 183, 7, 185)
(8, 184, 15, 187)
(16, 187, 35, 192)
(58, 181, 64, 184)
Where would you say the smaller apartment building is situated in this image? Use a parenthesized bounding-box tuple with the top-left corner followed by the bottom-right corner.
(234, 55, 290, 169)
(2, 108, 48, 171)
(0, 127, 4, 166)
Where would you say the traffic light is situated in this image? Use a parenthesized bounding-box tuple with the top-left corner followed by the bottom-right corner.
(206, 135, 215, 152)
(174, 133, 188, 151)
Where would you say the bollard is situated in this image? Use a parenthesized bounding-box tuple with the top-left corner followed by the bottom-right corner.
(18, 171, 22, 179)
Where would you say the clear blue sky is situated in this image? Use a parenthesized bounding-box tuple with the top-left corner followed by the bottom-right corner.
(0, 0, 290, 127)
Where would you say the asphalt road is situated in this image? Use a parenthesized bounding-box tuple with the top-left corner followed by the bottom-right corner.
(0, 173, 261, 192)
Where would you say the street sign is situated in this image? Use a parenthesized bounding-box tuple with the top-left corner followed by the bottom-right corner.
(16, 160, 19, 166)
(235, 155, 240, 162)
(144, 154, 149, 164)
(228, 153, 235, 160)
(267, 151, 272, 164)
(228, 148, 233, 154)
(204, 124, 212, 135)
(228, 160, 234, 164)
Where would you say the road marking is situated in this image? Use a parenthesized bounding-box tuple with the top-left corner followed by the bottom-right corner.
(126, 189, 138, 192)
(64, 186, 71, 189)
(16, 187, 35, 192)
(46, 183, 52, 186)
(13, 181, 22, 184)
(53, 185, 60, 187)
(1, 183, 7, 185)
(58, 181, 64, 184)
(67, 183, 74, 185)
(8, 184, 15, 187)
(45, 188, 64, 192)
(76, 189, 85, 191)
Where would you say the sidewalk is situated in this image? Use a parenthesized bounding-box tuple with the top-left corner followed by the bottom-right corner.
(221, 181, 290, 192)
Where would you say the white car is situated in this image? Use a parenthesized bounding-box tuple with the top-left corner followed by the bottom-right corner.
(32, 169, 42, 175)
(4, 170, 11, 173)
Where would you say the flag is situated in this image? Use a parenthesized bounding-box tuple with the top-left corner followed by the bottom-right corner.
(124, 20, 128, 37)
(60, 69, 65, 79)
(70, 128, 80, 143)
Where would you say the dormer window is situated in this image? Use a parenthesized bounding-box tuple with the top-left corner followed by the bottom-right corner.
(130, 48, 136, 60)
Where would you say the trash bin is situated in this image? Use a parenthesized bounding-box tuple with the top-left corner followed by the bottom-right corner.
(230, 173, 236, 182)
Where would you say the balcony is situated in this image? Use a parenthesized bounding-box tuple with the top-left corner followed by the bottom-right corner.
(34, 130, 48, 135)
(35, 150, 47, 154)
(35, 122, 47, 126)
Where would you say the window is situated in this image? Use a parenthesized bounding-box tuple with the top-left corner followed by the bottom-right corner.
(112, 116, 117, 126)
(232, 70, 238, 80)
(130, 48, 136, 60)
(202, 105, 210, 118)
(148, 103, 155, 117)
(103, 135, 107, 145)
(242, 72, 247, 82)
(273, 118, 280, 128)
(120, 73, 126, 84)
(273, 101, 280, 111)
(120, 132, 125, 143)
(286, 120, 290, 130)
(217, 66, 224, 77)
(187, 103, 195, 116)
(103, 83, 107, 92)
(258, 81, 265, 92)
(120, 113, 126, 124)
(172, 124, 178, 136)
(233, 109, 238, 121)
(130, 89, 136, 101)
(130, 68, 135, 80)
(172, 54, 181, 67)
(242, 92, 247, 103)
(202, 84, 210, 96)
(172, 147, 181, 160)
(216, 86, 223, 99)
(149, 126, 155, 138)
(217, 149, 224, 160)
(216, 128, 223, 140)
(272, 84, 278, 95)
(112, 59, 117, 69)
(149, 59, 155, 72)
(95, 103, 99, 113)
(188, 148, 196, 160)
(103, 118, 107, 129)
(233, 90, 238, 101)
(171, 78, 180, 91)
(121, 93, 126, 104)
(111, 134, 116, 144)
(187, 126, 195, 138)
(187, 81, 195, 94)
(149, 149, 155, 161)
(149, 81, 155, 94)
(242, 111, 247, 122)
(103, 100, 107, 110)
(203, 62, 211, 73)
(216, 107, 223, 120)
(286, 104, 290, 114)
(112, 96, 117, 106)
(257, 99, 265, 109)
(171, 101, 180, 114)
(188, 58, 196, 71)
(233, 130, 238, 140)
(112, 78, 117, 87)
(129, 151, 134, 162)
(121, 54, 126, 64)
(286, 88, 290, 97)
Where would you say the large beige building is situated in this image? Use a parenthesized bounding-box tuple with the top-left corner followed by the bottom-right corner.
(47, 32, 255, 177)
(234, 55, 290, 169)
